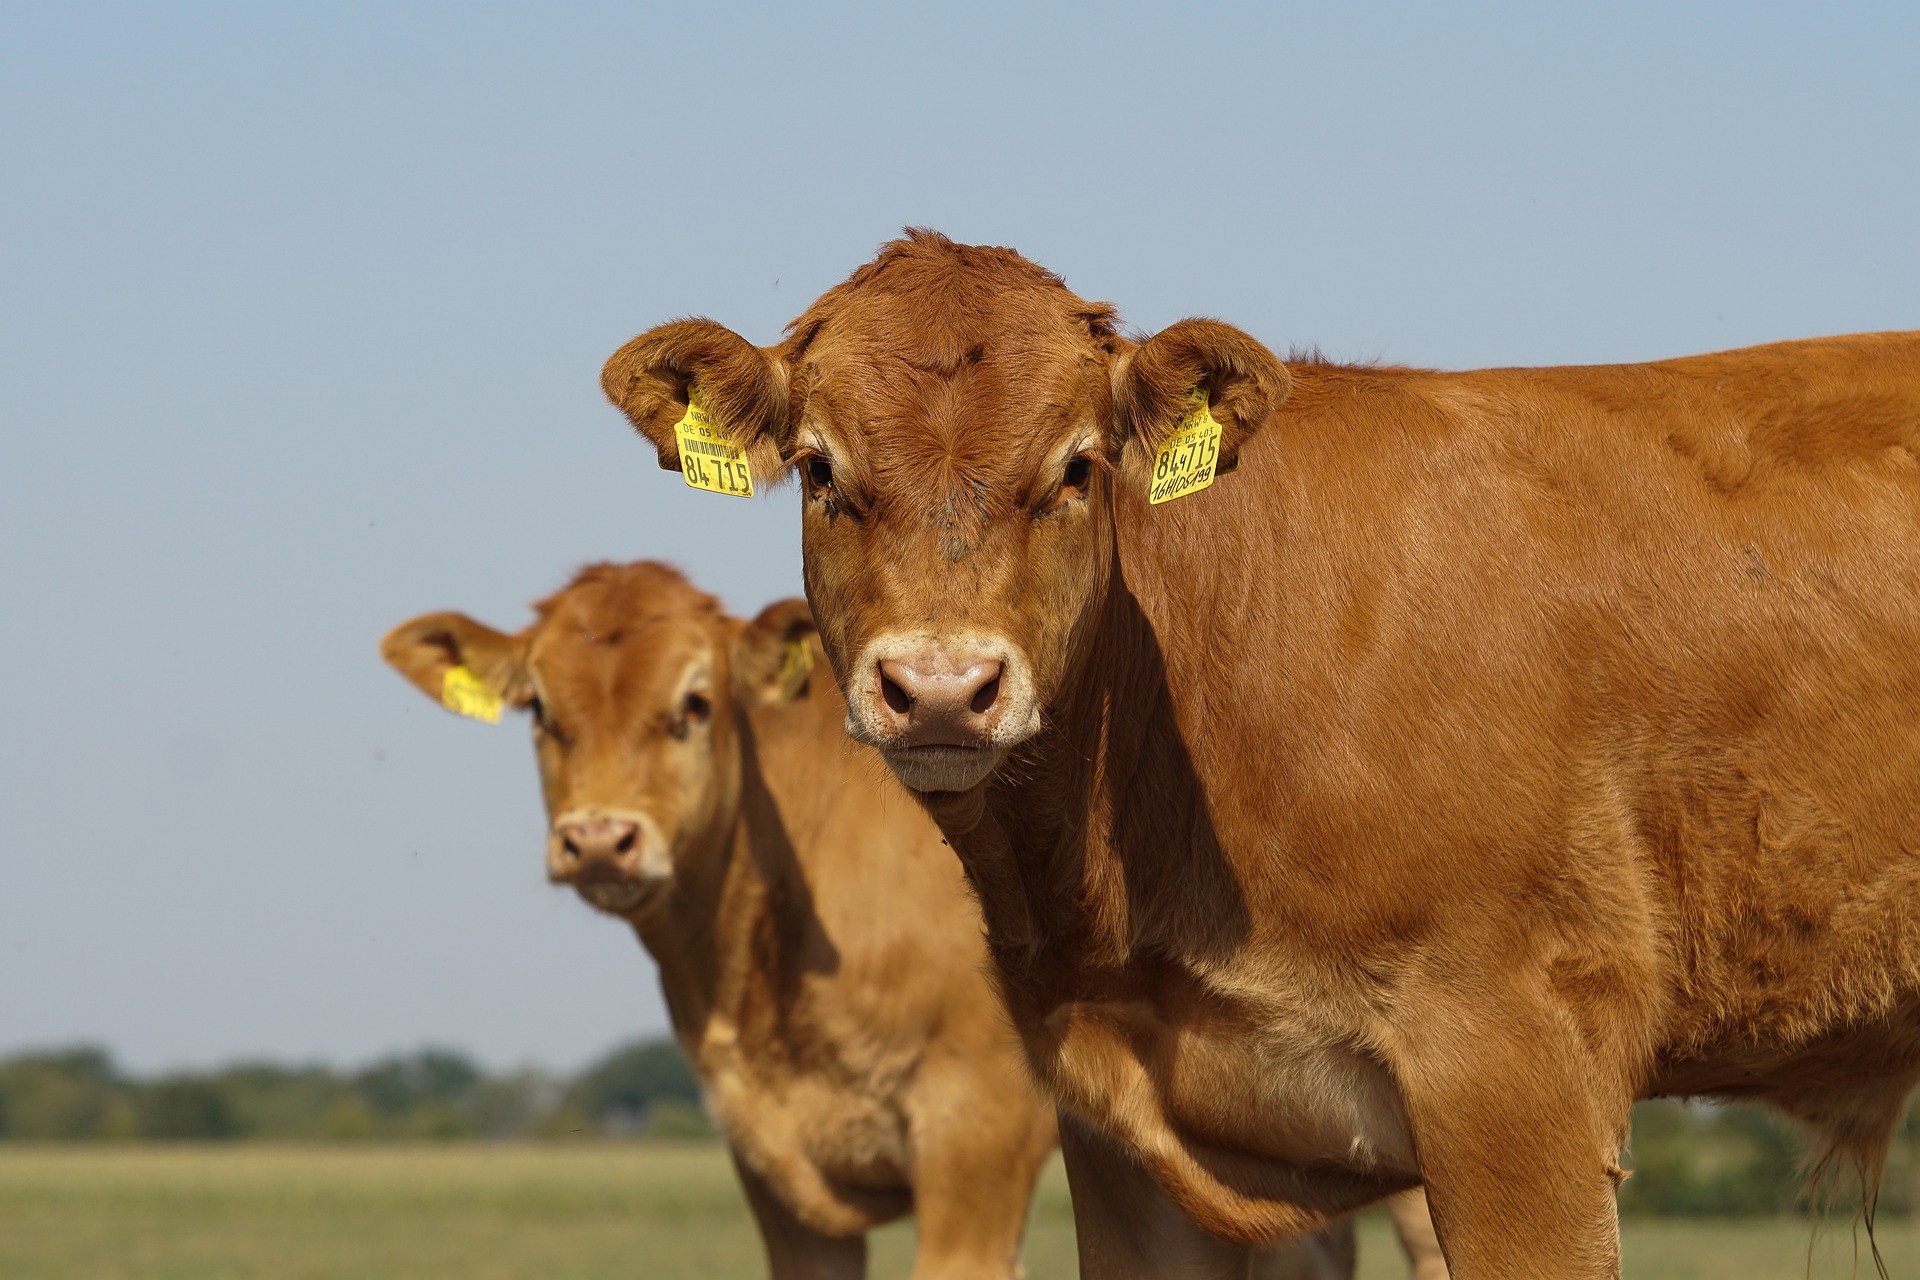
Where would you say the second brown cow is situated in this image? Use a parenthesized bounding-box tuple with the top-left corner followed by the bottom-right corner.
(382, 564, 1055, 1279)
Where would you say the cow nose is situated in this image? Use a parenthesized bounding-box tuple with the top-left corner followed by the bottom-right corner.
(875, 653, 1004, 746)
(557, 816, 640, 862)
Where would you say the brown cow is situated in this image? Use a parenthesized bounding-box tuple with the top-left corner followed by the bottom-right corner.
(379, 562, 1393, 1280)
(381, 563, 1056, 1279)
(604, 230, 1920, 1278)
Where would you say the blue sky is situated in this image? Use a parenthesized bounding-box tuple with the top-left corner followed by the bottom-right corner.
(3, 2, 1915, 1072)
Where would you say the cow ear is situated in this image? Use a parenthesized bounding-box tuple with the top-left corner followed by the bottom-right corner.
(1111, 319, 1291, 478)
(380, 611, 533, 722)
(602, 319, 790, 485)
(730, 598, 818, 707)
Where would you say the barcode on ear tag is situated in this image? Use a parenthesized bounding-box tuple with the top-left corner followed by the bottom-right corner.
(1149, 389, 1222, 505)
(441, 664, 502, 723)
(674, 386, 755, 498)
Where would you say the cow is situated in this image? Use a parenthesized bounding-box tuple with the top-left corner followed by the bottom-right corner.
(381, 563, 1056, 1279)
(602, 229, 1920, 1278)
(380, 562, 1407, 1279)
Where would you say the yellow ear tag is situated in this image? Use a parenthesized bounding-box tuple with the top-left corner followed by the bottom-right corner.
(441, 664, 502, 724)
(777, 637, 814, 700)
(1148, 389, 1223, 505)
(674, 385, 754, 498)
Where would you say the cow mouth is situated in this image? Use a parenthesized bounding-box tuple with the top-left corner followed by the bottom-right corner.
(879, 742, 1005, 795)
(573, 879, 660, 914)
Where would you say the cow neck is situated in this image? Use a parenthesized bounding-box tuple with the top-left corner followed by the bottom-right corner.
(644, 700, 832, 1075)
(626, 712, 749, 1051)
(928, 486, 1257, 1009)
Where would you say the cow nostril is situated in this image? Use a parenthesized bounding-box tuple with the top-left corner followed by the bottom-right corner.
(880, 672, 912, 715)
(970, 673, 1001, 715)
(562, 836, 582, 859)
(615, 829, 636, 854)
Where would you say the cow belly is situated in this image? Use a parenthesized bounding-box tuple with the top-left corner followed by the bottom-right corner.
(1039, 998, 1418, 1178)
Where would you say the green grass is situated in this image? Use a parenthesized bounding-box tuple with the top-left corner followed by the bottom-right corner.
(0, 1144, 1913, 1278)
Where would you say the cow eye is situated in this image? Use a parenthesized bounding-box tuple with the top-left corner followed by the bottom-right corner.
(669, 691, 712, 739)
(530, 697, 572, 746)
(803, 455, 834, 494)
(1038, 454, 1097, 517)
(798, 450, 864, 519)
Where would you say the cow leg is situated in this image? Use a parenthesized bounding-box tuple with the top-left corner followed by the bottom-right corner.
(1248, 1219, 1356, 1280)
(1396, 1015, 1625, 1280)
(1383, 1188, 1450, 1280)
(733, 1147, 869, 1280)
(904, 1077, 1052, 1279)
(1060, 1115, 1255, 1279)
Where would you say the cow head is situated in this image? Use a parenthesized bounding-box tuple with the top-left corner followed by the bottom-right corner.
(381, 563, 816, 915)
(604, 231, 1288, 794)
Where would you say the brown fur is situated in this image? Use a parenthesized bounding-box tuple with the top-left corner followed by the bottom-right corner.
(600, 234, 1900, 1277)
(381, 563, 1056, 1279)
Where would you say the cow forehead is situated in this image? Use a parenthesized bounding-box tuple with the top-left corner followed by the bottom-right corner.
(533, 616, 711, 685)
(787, 232, 1119, 447)
(810, 293, 1092, 366)
(795, 323, 1112, 523)
(796, 285, 1104, 391)
(527, 565, 723, 709)
(815, 358, 1096, 487)
(782, 233, 1127, 517)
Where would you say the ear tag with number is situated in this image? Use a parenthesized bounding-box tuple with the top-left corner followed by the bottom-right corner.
(778, 637, 814, 701)
(441, 664, 502, 724)
(1148, 388, 1223, 505)
(674, 385, 755, 498)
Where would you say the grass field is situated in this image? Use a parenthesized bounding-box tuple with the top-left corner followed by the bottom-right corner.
(0, 1144, 1913, 1279)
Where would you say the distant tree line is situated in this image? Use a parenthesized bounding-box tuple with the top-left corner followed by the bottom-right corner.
(1617, 1098, 1920, 1217)
(0, 1040, 711, 1143)
(5, 1043, 1919, 1216)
